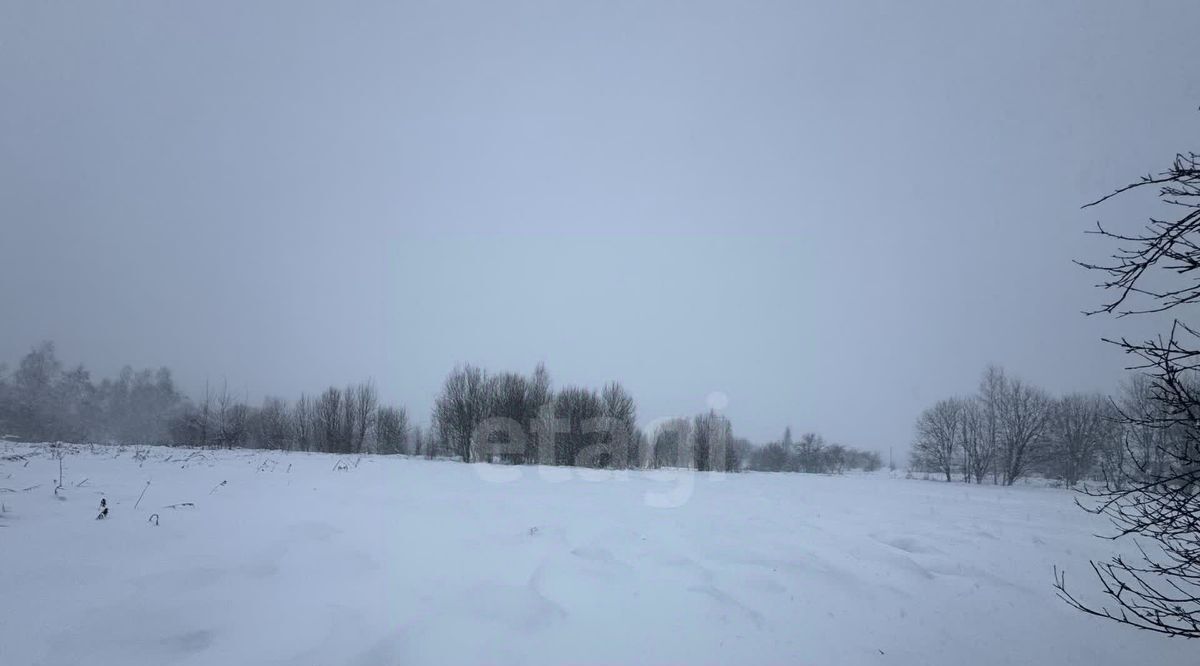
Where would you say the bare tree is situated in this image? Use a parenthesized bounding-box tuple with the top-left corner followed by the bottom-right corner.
(316, 386, 344, 453)
(375, 405, 409, 455)
(824, 443, 848, 474)
(527, 364, 554, 464)
(995, 376, 1051, 485)
(651, 418, 691, 469)
(1046, 393, 1116, 487)
(727, 436, 752, 472)
(410, 424, 425, 457)
(432, 365, 493, 463)
(487, 370, 552, 464)
(351, 381, 378, 454)
(1117, 375, 1174, 481)
(340, 385, 357, 454)
(793, 432, 826, 473)
(552, 386, 606, 467)
(912, 398, 963, 481)
(978, 365, 1007, 483)
(601, 382, 637, 469)
(292, 394, 313, 452)
(692, 410, 732, 472)
(422, 424, 440, 460)
(1055, 150, 1200, 637)
(959, 398, 992, 483)
(255, 397, 293, 450)
(197, 381, 213, 448)
(214, 382, 248, 449)
(749, 439, 790, 472)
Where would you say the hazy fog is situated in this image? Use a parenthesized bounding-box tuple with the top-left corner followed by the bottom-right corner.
(3, 1, 1197, 450)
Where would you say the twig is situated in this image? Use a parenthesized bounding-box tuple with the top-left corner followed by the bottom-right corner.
(209, 480, 227, 495)
(134, 480, 151, 509)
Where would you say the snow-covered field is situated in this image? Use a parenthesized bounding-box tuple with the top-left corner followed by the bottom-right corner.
(0, 443, 1192, 666)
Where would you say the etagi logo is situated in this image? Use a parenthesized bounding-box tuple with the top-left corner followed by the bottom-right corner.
(468, 392, 735, 508)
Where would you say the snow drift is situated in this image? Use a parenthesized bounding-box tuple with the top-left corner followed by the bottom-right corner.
(0, 443, 1191, 665)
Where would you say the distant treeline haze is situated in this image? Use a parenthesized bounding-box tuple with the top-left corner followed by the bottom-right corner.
(0, 341, 886, 474)
(910, 365, 1166, 487)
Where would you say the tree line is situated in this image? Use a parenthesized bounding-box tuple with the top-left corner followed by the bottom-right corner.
(908, 364, 1179, 488)
(431, 363, 744, 471)
(0, 341, 410, 456)
(0, 343, 883, 475)
(746, 427, 882, 474)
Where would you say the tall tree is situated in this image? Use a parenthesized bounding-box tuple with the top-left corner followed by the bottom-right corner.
(254, 397, 293, 450)
(375, 405, 409, 455)
(793, 432, 826, 473)
(552, 386, 605, 467)
(351, 381, 378, 454)
(959, 398, 992, 484)
(317, 386, 344, 453)
(995, 376, 1051, 485)
(977, 365, 1007, 484)
(912, 398, 964, 481)
(432, 365, 493, 463)
(601, 382, 637, 469)
(13, 341, 60, 439)
(1046, 393, 1115, 487)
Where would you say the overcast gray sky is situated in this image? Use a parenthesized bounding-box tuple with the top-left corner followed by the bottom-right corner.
(2, 1, 1198, 452)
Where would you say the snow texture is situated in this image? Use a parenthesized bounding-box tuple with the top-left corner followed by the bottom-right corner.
(0, 443, 1193, 665)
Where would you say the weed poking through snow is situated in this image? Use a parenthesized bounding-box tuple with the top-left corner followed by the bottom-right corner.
(134, 481, 150, 509)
